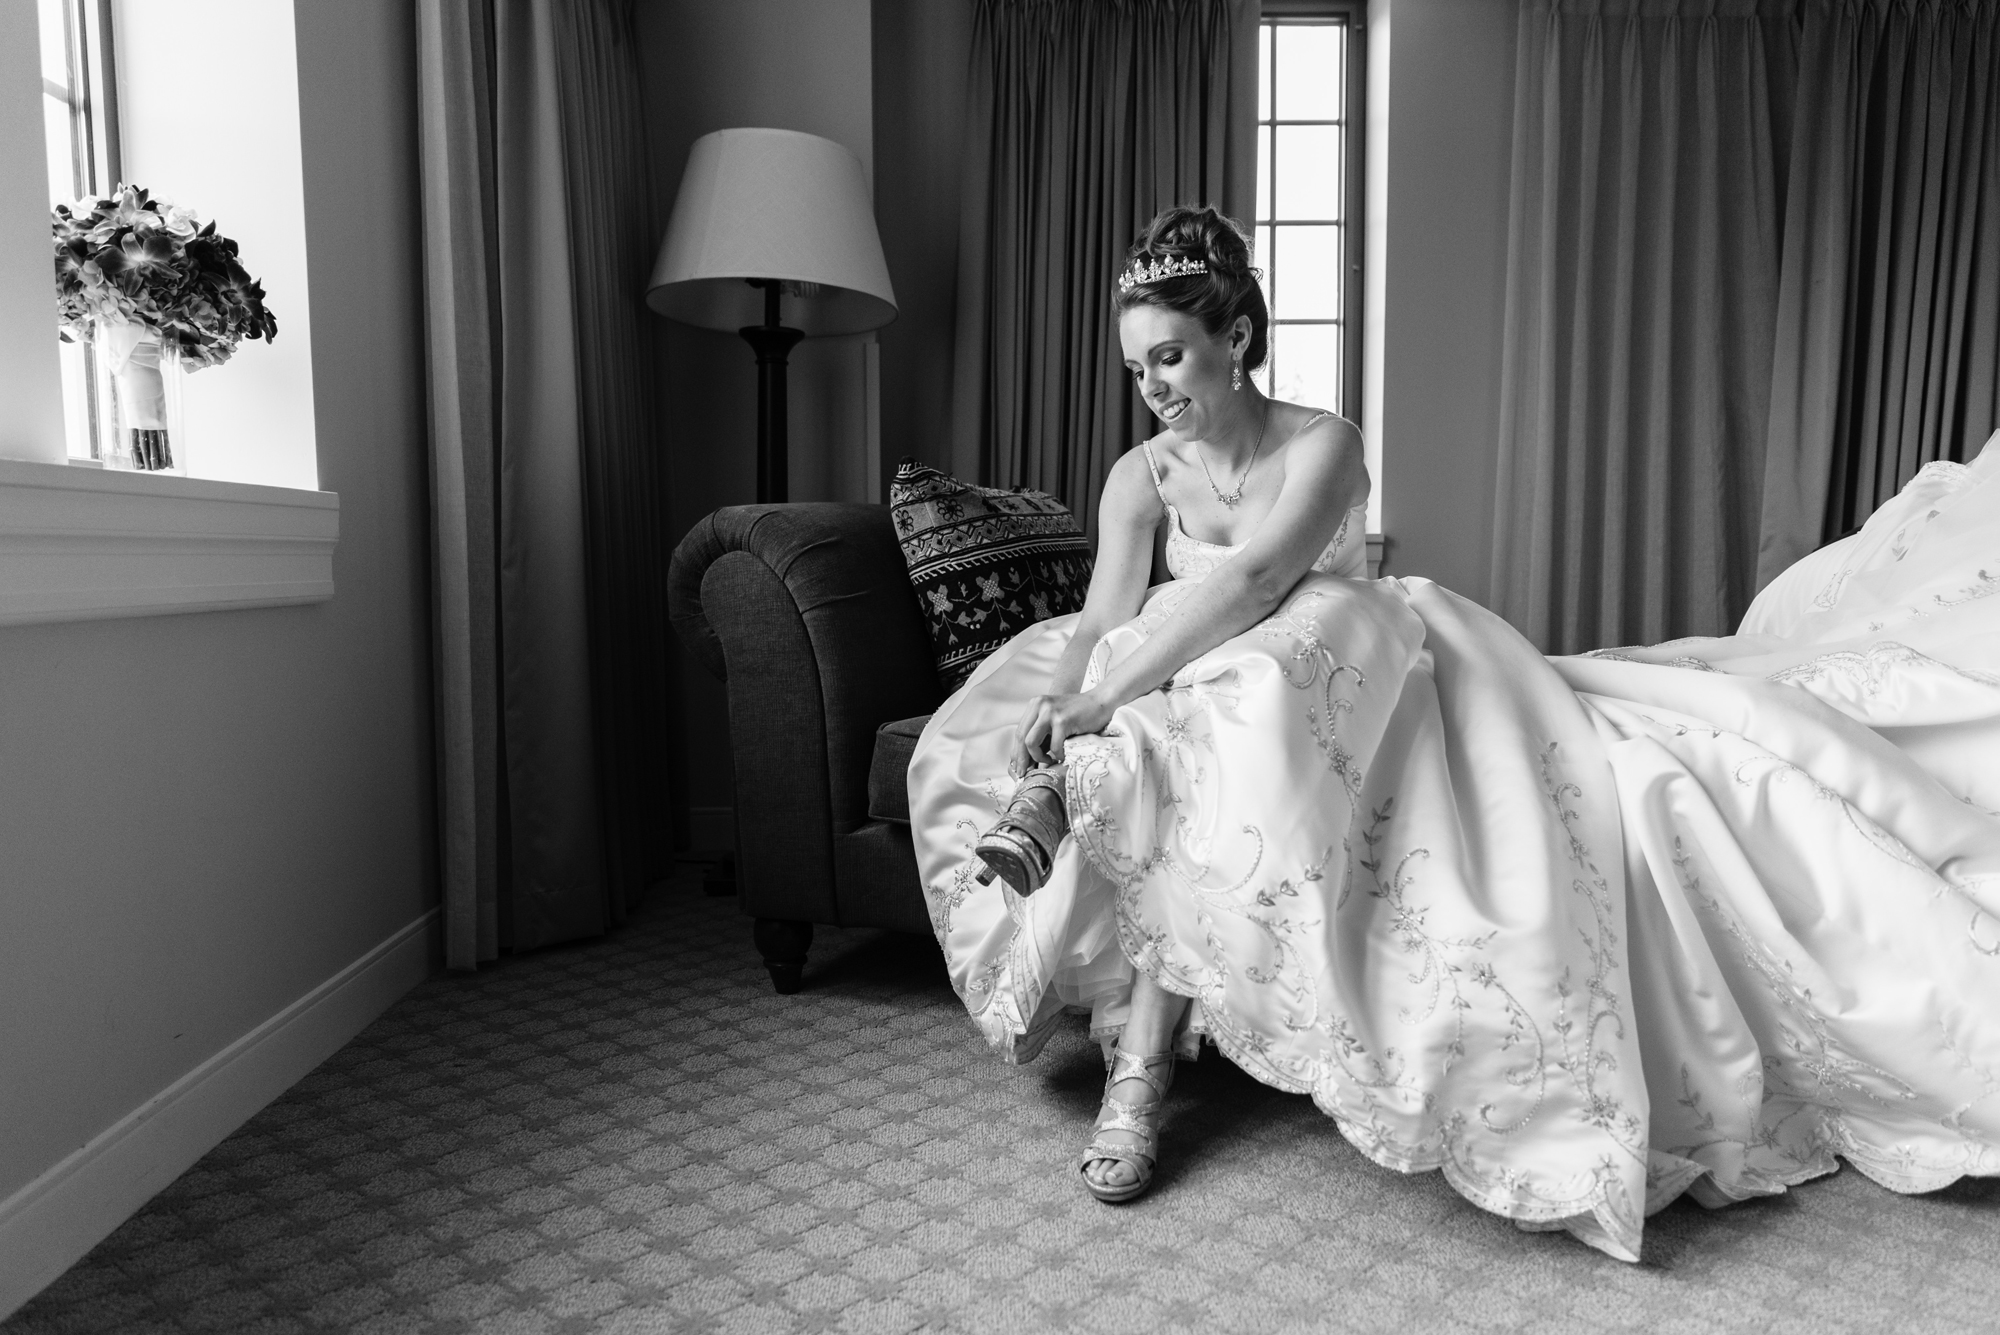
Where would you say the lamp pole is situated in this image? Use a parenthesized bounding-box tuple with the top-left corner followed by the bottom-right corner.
(739, 280, 805, 504)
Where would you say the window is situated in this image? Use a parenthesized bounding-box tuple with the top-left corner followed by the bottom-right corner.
(34, 0, 320, 489)
(1253, 2, 1366, 423)
(38, 0, 119, 462)
(0, 0, 336, 629)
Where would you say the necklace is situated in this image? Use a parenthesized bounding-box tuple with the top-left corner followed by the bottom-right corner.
(1196, 401, 1269, 508)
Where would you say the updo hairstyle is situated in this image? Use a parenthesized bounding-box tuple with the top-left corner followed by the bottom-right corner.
(1112, 205, 1269, 373)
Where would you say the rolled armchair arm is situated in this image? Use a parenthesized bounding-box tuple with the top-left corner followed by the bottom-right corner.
(668, 503, 942, 922)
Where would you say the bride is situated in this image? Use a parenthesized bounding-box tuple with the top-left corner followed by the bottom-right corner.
(907, 205, 2000, 1261)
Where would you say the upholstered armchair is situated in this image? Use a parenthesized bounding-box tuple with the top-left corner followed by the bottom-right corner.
(668, 504, 945, 992)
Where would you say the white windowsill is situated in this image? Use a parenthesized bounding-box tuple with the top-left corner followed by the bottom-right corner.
(0, 458, 338, 627)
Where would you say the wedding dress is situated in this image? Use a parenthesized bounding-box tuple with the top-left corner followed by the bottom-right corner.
(907, 430, 2000, 1261)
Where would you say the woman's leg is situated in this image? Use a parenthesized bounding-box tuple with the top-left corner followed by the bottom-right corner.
(1082, 973, 1191, 1190)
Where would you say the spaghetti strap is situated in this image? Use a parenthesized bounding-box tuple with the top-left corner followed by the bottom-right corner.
(1140, 441, 1168, 499)
(1290, 409, 1338, 440)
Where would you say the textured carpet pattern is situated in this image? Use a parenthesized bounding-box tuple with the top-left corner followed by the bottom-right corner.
(8, 885, 1999, 1335)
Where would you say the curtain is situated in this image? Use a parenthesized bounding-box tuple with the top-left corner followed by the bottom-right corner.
(1491, 0, 1797, 654)
(1756, 0, 2000, 586)
(949, 0, 1260, 530)
(417, 0, 672, 969)
(1493, 0, 2000, 654)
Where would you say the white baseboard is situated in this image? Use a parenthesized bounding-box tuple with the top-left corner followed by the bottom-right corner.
(0, 908, 440, 1320)
(689, 805, 735, 855)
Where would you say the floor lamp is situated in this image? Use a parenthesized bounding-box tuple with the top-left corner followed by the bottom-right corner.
(646, 128, 898, 504)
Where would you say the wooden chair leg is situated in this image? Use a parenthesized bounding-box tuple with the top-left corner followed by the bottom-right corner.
(752, 918, 813, 995)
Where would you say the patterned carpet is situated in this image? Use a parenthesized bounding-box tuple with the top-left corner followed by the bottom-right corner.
(9, 882, 2000, 1335)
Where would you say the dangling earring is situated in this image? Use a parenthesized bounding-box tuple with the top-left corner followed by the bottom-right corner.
(1232, 357, 1243, 392)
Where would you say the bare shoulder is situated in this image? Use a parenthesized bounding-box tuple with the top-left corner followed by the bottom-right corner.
(1281, 405, 1361, 452)
(1099, 443, 1168, 525)
(1273, 405, 1369, 502)
(1107, 439, 1165, 496)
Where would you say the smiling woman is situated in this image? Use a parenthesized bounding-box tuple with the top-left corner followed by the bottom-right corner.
(909, 199, 2000, 1254)
(1112, 207, 1273, 531)
(925, 201, 1372, 1204)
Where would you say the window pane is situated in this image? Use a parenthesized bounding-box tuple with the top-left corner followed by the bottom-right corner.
(1258, 22, 1273, 121)
(40, 0, 110, 460)
(1256, 127, 1270, 223)
(1274, 224, 1342, 319)
(55, 341, 95, 458)
(1274, 125, 1343, 221)
(1254, 223, 1272, 317)
(43, 93, 73, 204)
(1275, 24, 1345, 122)
(39, 0, 75, 201)
(1270, 323, 1342, 415)
(37, 0, 68, 87)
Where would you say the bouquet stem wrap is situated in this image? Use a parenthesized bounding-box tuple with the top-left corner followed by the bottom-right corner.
(102, 318, 175, 471)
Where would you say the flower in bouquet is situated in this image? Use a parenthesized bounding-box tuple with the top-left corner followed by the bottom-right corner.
(52, 185, 278, 369)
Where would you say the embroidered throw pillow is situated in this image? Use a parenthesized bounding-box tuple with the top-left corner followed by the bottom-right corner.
(890, 459, 1093, 690)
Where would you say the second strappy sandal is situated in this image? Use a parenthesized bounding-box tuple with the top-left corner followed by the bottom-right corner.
(1078, 1046, 1175, 1204)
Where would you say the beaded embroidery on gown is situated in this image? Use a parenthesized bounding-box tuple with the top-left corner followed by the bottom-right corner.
(908, 428, 2000, 1261)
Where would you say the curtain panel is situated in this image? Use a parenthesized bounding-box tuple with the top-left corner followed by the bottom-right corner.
(417, 0, 672, 969)
(1757, 0, 2000, 586)
(949, 0, 1260, 531)
(1492, 0, 2000, 654)
(1491, 0, 1797, 654)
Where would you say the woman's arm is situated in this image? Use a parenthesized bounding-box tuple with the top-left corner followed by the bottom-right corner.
(1047, 449, 1162, 695)
(1016, 414, 1368, 770)
(1009, 450, 1160, 774)
(1091, 416, 1367, 708)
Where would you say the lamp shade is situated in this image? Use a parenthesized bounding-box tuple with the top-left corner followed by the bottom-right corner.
(647, 128, 897, 337)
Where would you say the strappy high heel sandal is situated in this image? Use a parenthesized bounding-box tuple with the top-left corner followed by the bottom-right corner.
(974, 766, 1067, 896)
(1078, 1046, 1175, 1204)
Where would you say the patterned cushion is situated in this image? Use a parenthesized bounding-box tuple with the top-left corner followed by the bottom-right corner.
(890, 459, 1093, 690)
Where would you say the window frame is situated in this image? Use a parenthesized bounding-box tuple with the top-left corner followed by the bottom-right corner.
(40, 0, 121, 463)
(1257, 0, 1368, 424)
(43, 0, 121, 193)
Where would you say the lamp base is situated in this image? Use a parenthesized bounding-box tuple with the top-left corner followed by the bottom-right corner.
(739, 322, 804, 504)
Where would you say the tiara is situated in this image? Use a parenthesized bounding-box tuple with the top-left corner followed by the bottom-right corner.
(1117, 254, 1208, 293)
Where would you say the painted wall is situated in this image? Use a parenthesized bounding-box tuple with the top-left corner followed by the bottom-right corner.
(636, 0, 880, 849)
(0, 0, 434, 1214)
(1373, 0, 1517, 600)
(0, 0, 65, 464)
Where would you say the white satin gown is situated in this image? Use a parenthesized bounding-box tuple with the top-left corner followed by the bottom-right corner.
(907, 431, 2000, 1261)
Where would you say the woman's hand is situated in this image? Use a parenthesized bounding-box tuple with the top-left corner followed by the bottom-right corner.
(1011, 690, 1115, 776)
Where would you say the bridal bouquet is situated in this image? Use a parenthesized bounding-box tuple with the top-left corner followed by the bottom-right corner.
(51, 185, 278, 368)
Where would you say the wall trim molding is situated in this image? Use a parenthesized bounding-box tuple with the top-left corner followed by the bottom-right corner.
(0, 459, 339, 627)
(0, 908, 439, 1320)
